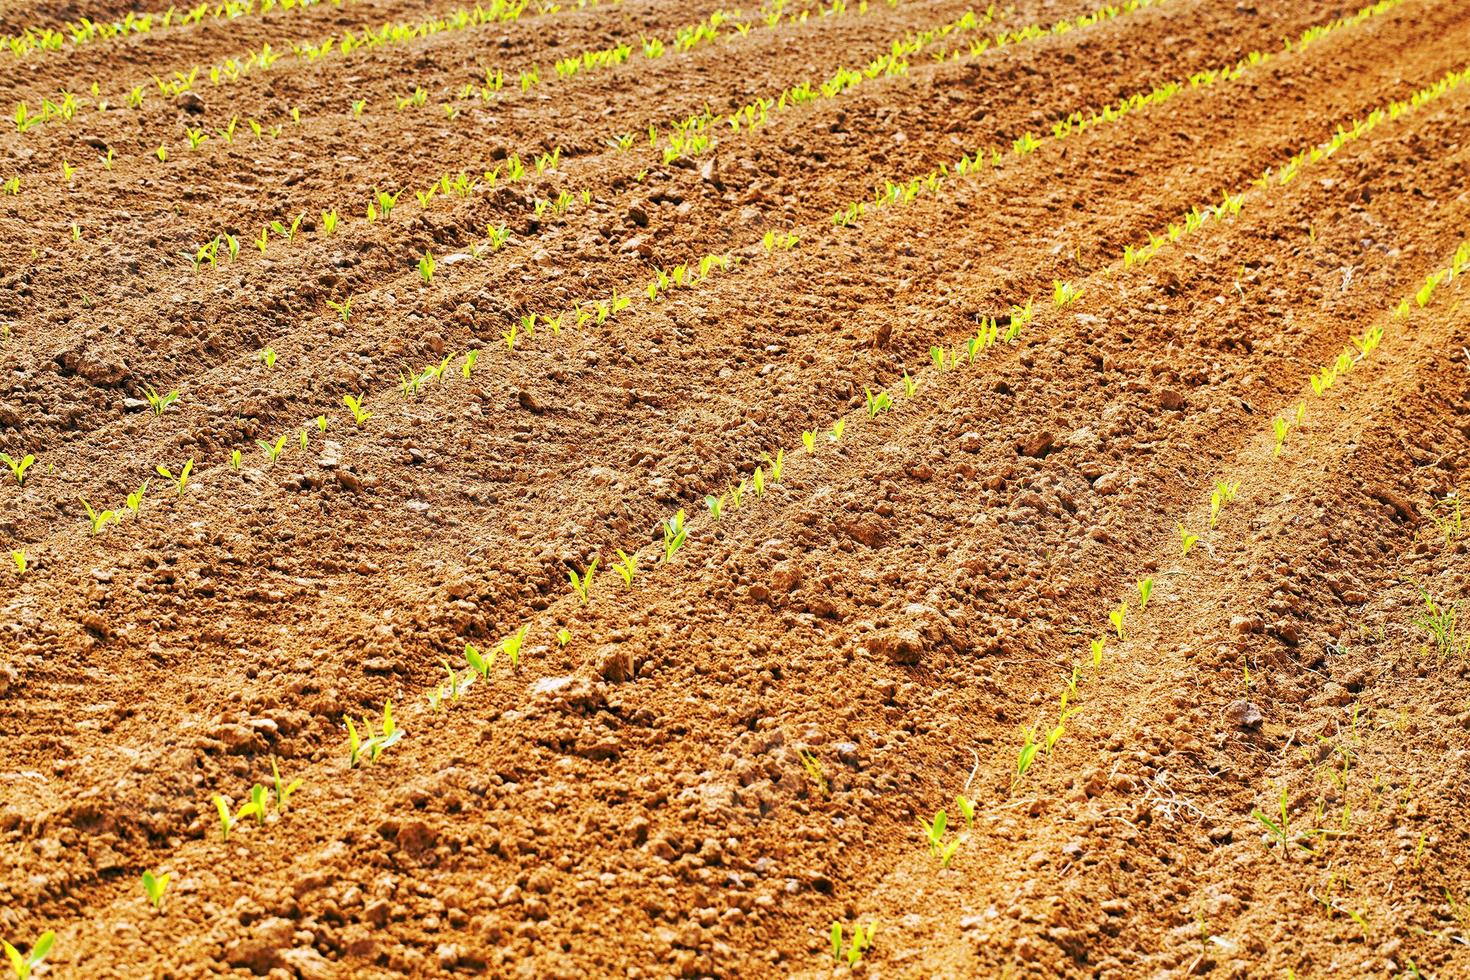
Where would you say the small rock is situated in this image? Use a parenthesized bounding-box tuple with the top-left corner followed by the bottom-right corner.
(1018, 431, 1056, 457)
(1223, 699, 1263, 730)
(594, 644, 639, 683)
(1159, 389, 1185, 411)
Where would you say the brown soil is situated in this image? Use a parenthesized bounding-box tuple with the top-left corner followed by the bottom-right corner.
(3, 0, 1470, 977)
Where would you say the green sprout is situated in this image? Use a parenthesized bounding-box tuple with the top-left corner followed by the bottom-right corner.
(271, 758, 302, 811)
(1, 452, 35, 485)
(1179, 524, 1199, 557)
(156, 459, 193, 496)
(211, 793, 262, 842)
(258, 434, 288, 462)
(955, 794, 976, 828)
(343, 393, 371, 427)
(141, 869, 171, 910)
(2, 931, 54, 980)
(1137, 578, 1154, 610)
(327, 297, 352, 323)
(500, 625, 528, 668)
(865, 388, 893, 418)
(557, 628, 571, 647)
(612, 549, 638, 587)
(345, 700, 404, 768)
(80, 496, 116, 535)
(1109, 601, 1127, 640)
(418, 250, 437, 285)
(11, 550, 25, 576)
(662, 510, 687, 562)
(831, 922, 876, 967)
(800, 751, 829, 797)
(802, 431, 816, 453)
(257, 347, 277, 369)
(569, 558, 598, 603)
(125, 481, 148, 518)
(1090, 636, 1105, 667)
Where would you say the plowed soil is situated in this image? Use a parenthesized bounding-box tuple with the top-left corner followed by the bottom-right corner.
(3, 0, 1470, 976)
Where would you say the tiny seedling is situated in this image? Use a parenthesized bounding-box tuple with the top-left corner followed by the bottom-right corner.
(1179, 524, 1199, 557)
(126, 481, 148, 518)
(258, 434, 288, 462)
(705, 493, 725, 520)
(462, 350, 479, 378)
(918, 808, 947, 855)
(80, 496, 115, 535)
(257, 347, 277, 369)
(865, 388, 893, 418)
(464, 642, 491, 678)
(802, 431, 816, 453)
(211, 793, 262, 842)
(156, 459, 193, 496)
(2, 931, 54, 980)
(662, 510, 687, 562)
(1090, 637, 1105, 667)
(800, 750, 829, 796)
(557, 628, 571, 647)
(500, 625, 528, 668)
(230, 450, 241, 469)
(1109, 601, 1127, 640)
(612, 549, 638, 587)
(831, 922, 876, 967)
(141, 869, 171, 910)
(271, 758, 302, 811)
(1013, 727, 1039, 789)
(343, 393, 371, 427)
(418, 250, 437, 286)
(2, 452, 35, 485)
(955, 794, 976, 828)
(1137, 578, 1154, 610)
(327, 297, 352, 323)
(345, 700, 404, 768)
(11, 550, 25, 576)
(569, 558, 598, 603)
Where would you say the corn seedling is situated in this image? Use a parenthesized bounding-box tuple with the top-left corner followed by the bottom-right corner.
(802, 430, 816, 453)
(918, 808, 948, 855)
(343, 393, 371, 427)
(11, 550, 25, 576)
(270, 758, 302, 811)
(1252, 783, 1306, 853)
(1013, 727, 1038, 789)
(705, 493, 725, 520)
(230, 449, 241, 469)
(1053, 280, 1082, 307)
(662, 510, 687, 561)
(464, 642, 492, 678)
(327, 297, 352, 323)
(258, 347, 277, 369)
(1179, 524, 1199, 557)
(1, 452, 34, 485)
(125, 481, 147, 518)
(1090, 636, 1105, 667)
(345, 700, 403, 767)
(211, 793, 262, 842)
(156, 459, 193, 496)
(831, 418, 846, 442)
(612, 549, 637, 587)
(141, 869, 170, 910)
(800, 750, 829, 796)
(955, 794, 976, 828)
(1109, 601, 1127, 640)
(258, 434, 288, 462)
(143, 384, 180, 415)
(2, 932, 54, 980)
(418, 250, 436, 285)
(865, 388, 893, 417)
(569, 558, 598, 603)
(1273, 417, 1289, 455)
(831, 922, 877, 966)
(557, 628, 571, 647)
(462, 349, 479, 378)
(501, 625, 528, 668)
(1137, 577, 1153, 610)
(80, 496, 115, 535)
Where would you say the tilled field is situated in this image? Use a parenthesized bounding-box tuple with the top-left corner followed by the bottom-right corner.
(2, 0, 1470, 976)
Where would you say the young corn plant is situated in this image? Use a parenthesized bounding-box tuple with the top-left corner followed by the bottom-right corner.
(501, 625, 529, 668)
(2, 932, 54, 980)
(271, 758, 302, 811)
(143, 384, 180, 415)
(11, 550, 26, 576)
(141, 869, 171, 910)
(257, 347, 277, 369)
(1109, 601, 1128, 640)
(343, 393, 371, 427)
(327, 297, 352, 323)
(865, 388, 893, 418)
(831, 922, 876, 967)
(156, 459, 192, 496)
(345, 700, 404, 768)
(1179, 524, 1199, 557)
(258, 434, 288, 462)
(125, 481, 148, 519)
(1, 452, 34, 485)
(418, 250, 437, 285)
(80, 497, 115, 535)
(662, 510, 687, 562)
(1137, 577, 1154, 610)
(1012, 726, 1039, 790)
(612, 549, 638, 587)
(569, 558, 598, 603)
(211, 793, 262, 842)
